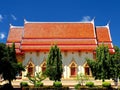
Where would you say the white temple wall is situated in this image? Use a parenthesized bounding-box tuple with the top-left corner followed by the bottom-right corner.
(22, 51, 93, 78)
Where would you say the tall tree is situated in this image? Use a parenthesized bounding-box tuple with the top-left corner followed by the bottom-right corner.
(0, 43, 25, 85)
(46, 44, 63, 81)
(9, 43, 17, 63)
(110, 46, 120, 84)
(87, 44, 111, 82)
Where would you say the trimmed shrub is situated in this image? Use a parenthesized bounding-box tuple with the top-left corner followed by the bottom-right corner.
(34, 82, 43, 87)
(102, 82, 111, 88)
(85, 81, 94, 87)
(53, 81, 62, 87)
(20, 82, 29, 87)
(74, 83, 81, 89)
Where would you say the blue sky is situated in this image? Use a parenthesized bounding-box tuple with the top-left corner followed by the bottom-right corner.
(0, 0, 120, 47)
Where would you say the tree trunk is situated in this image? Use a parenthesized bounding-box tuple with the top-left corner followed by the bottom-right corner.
(102, 79, 105, 82)
(8, 79, 11, 85)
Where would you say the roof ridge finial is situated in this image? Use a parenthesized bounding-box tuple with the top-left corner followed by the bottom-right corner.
(106, 20, 111, 27)
(24, 18, 28, 24)
(9, 24, 13, 28)
(91, 17, 95, 24)
(92, 17, 95, 22)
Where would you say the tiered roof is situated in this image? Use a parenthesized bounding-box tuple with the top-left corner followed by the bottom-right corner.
(7, 26, 23, 53)
(6, 20, 114, 54)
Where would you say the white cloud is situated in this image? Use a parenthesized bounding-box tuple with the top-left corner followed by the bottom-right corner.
(81, 16, 91, 22)
(0, 14, 3, 22)
(11, 14, 17, 20)
(0, 33, 5, 39)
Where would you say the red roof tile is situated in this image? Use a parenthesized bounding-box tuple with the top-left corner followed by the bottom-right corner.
(22, 39, 96, 45)
(7, 27, 23, 43)
(15, 49, 21, 54)
(6, 43, 21, 49)
(23, 23, 95, 39)
(7, 27, 23, 54)
(21, 45, 97, 51)
(96, 27, 111, 42)
(6, 43, 21, 54)
(6, 22, 114, 53)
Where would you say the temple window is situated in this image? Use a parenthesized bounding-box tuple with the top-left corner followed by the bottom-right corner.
(69, 61, 77, 77)
(84, 63, 90, 75)
(27, 61, 34, 76)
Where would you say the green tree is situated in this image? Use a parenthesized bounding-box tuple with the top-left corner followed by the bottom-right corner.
(87, 44, 111, 82)
(0, 43, 25, 85)
(110, 46, 120, 86)
(9, 43, 17, 63)
(46, 44, 63, 81)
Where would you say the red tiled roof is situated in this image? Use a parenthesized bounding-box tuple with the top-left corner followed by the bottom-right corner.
(96, 26, 114, 53)
(23, 23, 95, 39)
(6, 27, 23, 54)
(22, 39, 96, 45)
(109, 49, 115, 54)
(15, 49, 21, 54)
(6, 21, 114, 53)
(6, 43, 21, 49)
(7, 27, 23, 43)
(96, 27, 111, 42)
(21, 45, 97, 51)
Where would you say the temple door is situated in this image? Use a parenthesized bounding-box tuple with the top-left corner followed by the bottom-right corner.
(84, 63, 90, 75)
(70, 62, 77, 76)
(27, 62, 34, 76)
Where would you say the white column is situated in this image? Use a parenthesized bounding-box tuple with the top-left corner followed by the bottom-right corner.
(78, 65, 84, 74)
(63, 65, 67, 79)
(35, 65, 40, 75)
(67, 66, 70, 78)
(81, 66, 84, 74)
(39, 67, 42, 72)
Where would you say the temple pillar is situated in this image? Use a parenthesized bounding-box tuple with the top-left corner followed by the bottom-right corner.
(63, 65, 67, 79)
(78, 65, 84, 74)
(35, 65, 40, 75)
(67, 66, 70, 78)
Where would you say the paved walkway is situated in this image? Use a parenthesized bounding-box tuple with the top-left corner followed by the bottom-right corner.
(0, 78, 119, 88)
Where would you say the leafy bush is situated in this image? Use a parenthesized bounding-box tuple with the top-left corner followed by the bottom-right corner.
(85, 81, 94, 87)
(26, 72, 46, 86)
(76, 73, 89, 86)
(20, 82, 29, 87)
(102, 82, 111, 88)
(74, 83, 81, 89)
(53, 81, 62, 87)
(34, 82, 43, 87)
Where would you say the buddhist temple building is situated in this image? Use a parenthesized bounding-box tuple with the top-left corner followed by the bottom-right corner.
(6, 19, 114, 79)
